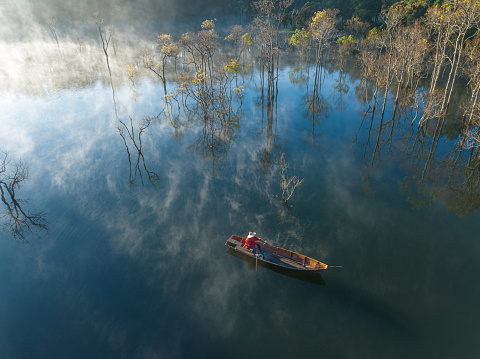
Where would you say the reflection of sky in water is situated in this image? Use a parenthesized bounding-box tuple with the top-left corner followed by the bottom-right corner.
(1, 59, 480, 358)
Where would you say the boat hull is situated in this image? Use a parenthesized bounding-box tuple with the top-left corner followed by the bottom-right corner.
(225, 235, 328, 273)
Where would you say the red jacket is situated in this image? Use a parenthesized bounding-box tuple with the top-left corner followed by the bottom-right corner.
(245, 235, 260, 249)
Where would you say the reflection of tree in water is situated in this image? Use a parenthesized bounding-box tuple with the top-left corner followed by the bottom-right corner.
(288, 65, 309, 90)
(256, 68, 280, 174)
(177, 70, 243, 177)
(354, 83, 480, 215)
(117, 116, 161, 186)
(303, 92, 330, 148)
(291, 53, 330, 149)
(0, 152, 47, 242)
(256, 71, 305, 219)
(444, 162, 480, 216)
(356, 84, 422, 195)
(93, 13, 161, 187)
(184, 83, 243, 177)
(277, 202, 298, 224)
(332, 71, 350, 113)
(397, 136, 480, 216)
(254, 46, 306, 219)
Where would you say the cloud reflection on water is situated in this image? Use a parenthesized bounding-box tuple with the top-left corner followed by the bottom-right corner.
(2, 33, 480, 357)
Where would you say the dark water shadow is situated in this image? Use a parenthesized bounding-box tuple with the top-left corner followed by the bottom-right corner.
(318, 275, 416, 342)
(227, 247, 415, 340)
(226, 247, 326, 285)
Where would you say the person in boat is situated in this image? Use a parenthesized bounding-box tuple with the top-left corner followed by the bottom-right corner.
(244, 232, 262, 253)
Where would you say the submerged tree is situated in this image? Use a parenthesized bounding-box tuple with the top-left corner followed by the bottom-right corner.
(251, 0, 294, 99)
(423, 0, 480, 123)
(277, 153, 304, 205)
(140, 34, 179, 96)
(289, 27, 312, 63)
(225, 25, 245, 59)
(179, 56, 244, 176)
(180, 19, 219, 78)
(137, 19, 246, 177)
(309, 9, 338, 69)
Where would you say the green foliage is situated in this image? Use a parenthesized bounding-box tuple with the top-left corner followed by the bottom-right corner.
(309, 10, 337, 44)
(311, 10, 330, 24)
(337, 34, 355, 54)
(289, 28, 311, 50)
(337, 34, 355, 44)
(368, 27, 379, 37)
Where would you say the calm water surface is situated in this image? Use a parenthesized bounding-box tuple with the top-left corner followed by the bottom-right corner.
(1, 49, 479, 359)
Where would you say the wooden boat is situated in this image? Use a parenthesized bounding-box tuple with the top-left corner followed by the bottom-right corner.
(225, 235, 328, 273)
(226, 247, 326, 285)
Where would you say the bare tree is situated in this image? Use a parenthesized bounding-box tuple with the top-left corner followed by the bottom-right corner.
(251, 0, 294, 99)
(390, 20, 428, 122)
(225, 25, 245, 59)
(92, 12, 116, 88)
(461, 34, 480, 151)
(277, 153, 303, 205)
(418, 1, 480, 182)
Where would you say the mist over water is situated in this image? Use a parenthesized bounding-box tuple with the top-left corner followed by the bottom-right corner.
(0, 0, 241, 97)
(0, 0, 240, 43)
(1, 1, 480, 358)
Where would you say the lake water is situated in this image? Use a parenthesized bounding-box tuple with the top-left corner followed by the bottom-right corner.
(1, 40, 480, 359)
